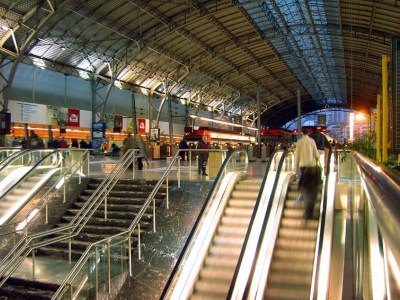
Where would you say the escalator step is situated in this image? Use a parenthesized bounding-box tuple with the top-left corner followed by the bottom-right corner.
(272, 249, 315, 262)
(268, 271, 312, 285)
(217, 224, 247, 236)
(229, 199, 257, 208)
(264, 286, 309, 300)
(204, 256, 238, 268)
(208, 244, 242, 256)
(235, 184, 261, 191)
(279, 228, 317, 240)
(200, 267, 234, 281)
(275, 238, 316, 251)
(280, 218, 319, 229)
(268, 260, 314, 273)
(193, 279, 230, 298)
(286, 199, 321, 210)
(283, 208, 305, 219)
(230, 190, 258, 199)
(213, 235, 245, 246)
(220, 216, 251, 227)
(224, 207, 253, 217)
(190, 295, 221, 300)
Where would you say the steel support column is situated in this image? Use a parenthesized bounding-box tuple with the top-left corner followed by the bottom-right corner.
(376, 94, 382, 163)
(382, 55, 390, 162)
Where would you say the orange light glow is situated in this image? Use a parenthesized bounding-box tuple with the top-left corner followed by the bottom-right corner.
(356, 113, 366, 122)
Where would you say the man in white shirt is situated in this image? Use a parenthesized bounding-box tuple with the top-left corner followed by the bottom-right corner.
(295, 127, 321, 220)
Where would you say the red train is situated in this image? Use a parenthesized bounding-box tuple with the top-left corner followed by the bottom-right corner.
(184, 126, 256, 143)
(260, 127, 295, 144)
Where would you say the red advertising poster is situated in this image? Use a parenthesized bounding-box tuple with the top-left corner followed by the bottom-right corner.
(68, 108, 80, 126)
(113, 114, 123, 132)
(138, 118, 146, 133)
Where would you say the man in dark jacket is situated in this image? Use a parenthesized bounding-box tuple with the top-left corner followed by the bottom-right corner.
(197, 135, 209, 176)
(310, 126, 331, 174)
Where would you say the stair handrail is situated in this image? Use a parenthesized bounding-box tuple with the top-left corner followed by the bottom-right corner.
(52, 148, 230, 299)
(0, 149, 91, 245)
(227, 149, 291, 299)
(0, 149, 138, 286)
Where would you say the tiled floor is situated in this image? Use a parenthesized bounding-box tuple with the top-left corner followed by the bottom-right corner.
(6, 155, 269, 299)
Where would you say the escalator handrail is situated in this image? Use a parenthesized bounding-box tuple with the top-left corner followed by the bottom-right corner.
(0, 149, 91, 235)
(159, 149, 248, 299)
(310, 152, 333, 299)
(0, 149, 30, 170)
(0, 149, 44, 171)
(353, 151, 400, 268)
(228, 149, 289, 299)
(0, 149, 62, 201)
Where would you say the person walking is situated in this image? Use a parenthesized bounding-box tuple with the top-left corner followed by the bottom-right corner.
(179, 137, 189, 161)
(295, 127, 321, 220)
(197, 135, 209, 176)
(310, 126, 331, 174)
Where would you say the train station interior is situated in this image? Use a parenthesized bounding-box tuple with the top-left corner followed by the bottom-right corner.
(0, 1, 399, 299)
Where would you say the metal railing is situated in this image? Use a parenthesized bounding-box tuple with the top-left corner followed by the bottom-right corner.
(0, 149, 139, 286)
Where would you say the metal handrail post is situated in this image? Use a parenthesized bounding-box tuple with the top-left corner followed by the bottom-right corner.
(177, 156, 181, 188)
(45, 204, 49, 224)
(128, 235, 132, 276)
(166, 177, 169, 209)
(32, 247, 35, 278)
(189, 150, 192, 174)
(153, 198, 156, 233)
(107, 240, 111, 294)
(69, 236, 72, 264)
(138, 223, 141, 260)
(104, 194, 108, 220)
(95, 247, 99, 300)
(63, 182, 66, 203)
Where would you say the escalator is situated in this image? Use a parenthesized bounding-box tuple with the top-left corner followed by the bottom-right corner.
(191, 177, 261, 298)
(0, 150, 62, 225)
(264, 180, 321, 299)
